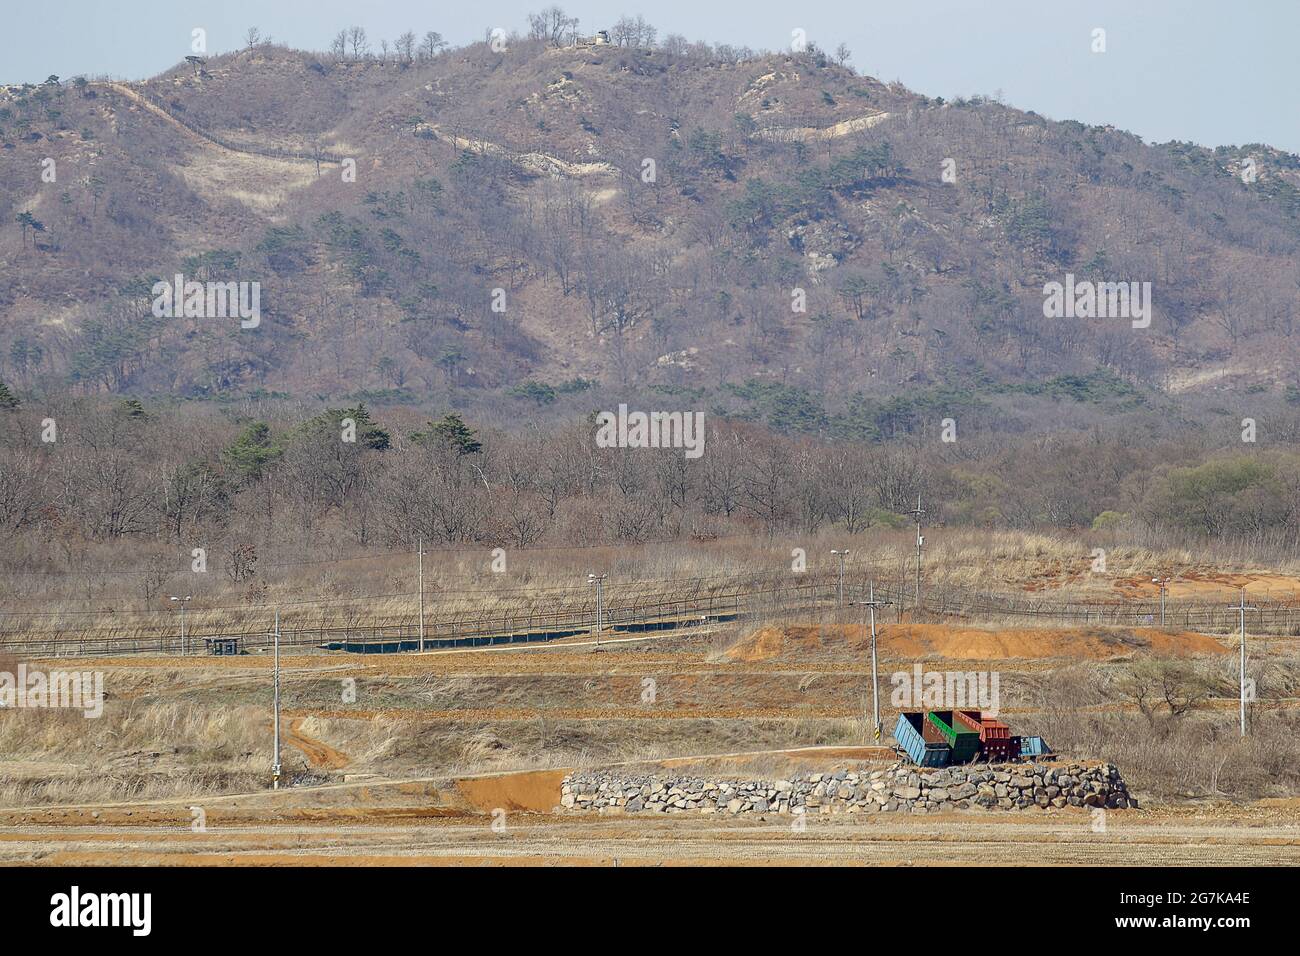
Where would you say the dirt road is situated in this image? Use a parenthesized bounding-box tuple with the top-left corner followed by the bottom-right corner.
(1, 756, 1296, 866)
(284, 718, 350, 770)
(3, 812, 1296, 866)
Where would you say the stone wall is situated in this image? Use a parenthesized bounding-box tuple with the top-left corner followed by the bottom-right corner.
(559, 762, 1137, 814)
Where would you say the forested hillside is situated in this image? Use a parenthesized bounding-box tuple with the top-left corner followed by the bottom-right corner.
(5, 11, 1300, 579)
(3, 14, 1300, 437)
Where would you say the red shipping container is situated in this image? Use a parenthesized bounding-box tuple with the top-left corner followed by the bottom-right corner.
(985, 736, 1021, 761)
(979, 718, 1011, 741)
(956, 709, 1012, 741)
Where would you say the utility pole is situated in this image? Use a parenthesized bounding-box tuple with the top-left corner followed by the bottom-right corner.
(417, 534, 425, 653)
(169, 595, 192, 655)
(588, 573, 606, 645)
(906, 495, 925, 611)
(1152, 576, 1171, 626)
(852, 581, 893, 741)
(830, 549, 850, 609)
(272, 608, 281, 789)
(1230, 588, 1256, 738)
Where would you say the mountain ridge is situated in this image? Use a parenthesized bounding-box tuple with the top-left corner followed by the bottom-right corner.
(3, 36, 1300, 437)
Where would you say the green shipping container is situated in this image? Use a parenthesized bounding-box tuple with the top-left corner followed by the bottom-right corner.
(926, 711, 981, 761)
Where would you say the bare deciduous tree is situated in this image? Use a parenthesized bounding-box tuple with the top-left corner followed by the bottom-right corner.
(528, 5, 578, 46)
(347, 26, 369, 59)
(395, 31, 417, 64)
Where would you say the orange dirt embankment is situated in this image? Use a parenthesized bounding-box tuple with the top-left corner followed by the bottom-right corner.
(726, 623, 1227, 663)
(1115, 570, 1300, 600)
(454, 770, 569, 813)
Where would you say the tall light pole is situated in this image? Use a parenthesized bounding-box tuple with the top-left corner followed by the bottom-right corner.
(1230, 588, 1256, 738)
(1152, 576, 1171, 626)
(830, 549, 850, 609)
(588, 573, 607, 645)
(272, 608, 282, 789)
(906, 495, 926, 611)
(417, 534, 425, 653)
(851, 581, 893, 741)
(169, 595, 192, 655)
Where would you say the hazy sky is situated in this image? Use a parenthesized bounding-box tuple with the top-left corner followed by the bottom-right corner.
(4, 1, 1298, 152)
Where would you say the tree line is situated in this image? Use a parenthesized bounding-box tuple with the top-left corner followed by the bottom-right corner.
(5, 394, 1300, 565)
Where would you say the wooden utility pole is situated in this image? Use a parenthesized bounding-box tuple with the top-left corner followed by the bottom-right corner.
(418, 535, 425, 653)
(272, 608, 281, 789)
(853, 582, 893, 740)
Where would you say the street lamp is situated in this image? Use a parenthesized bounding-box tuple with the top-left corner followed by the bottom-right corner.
(588, 573, 607, 645)
(830, 549, 850, 609)
(168, 595, 192, 655)
(1151, 576, 1171, 626)
(1229, 588, 1257, 738)
(851, 582, 893, 741)
(906, 495, 925, 611)
(417, 535, 425, 653)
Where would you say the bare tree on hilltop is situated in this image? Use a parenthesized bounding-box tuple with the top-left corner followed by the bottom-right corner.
(395, 31, 417, 64)
(347, 25, 369, 59)
(611, 15, 657, 48)
(528, 5, 579, 46)
(420, 31, 447, 60)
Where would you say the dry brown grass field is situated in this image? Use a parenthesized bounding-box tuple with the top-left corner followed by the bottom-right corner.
(9, 529, 1300, 647)
(2, 535, 1300, 866)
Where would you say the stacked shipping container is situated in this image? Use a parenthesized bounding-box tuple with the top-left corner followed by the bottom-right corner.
(893, 710, 1046, 765)
(955, 709, 1018, 762)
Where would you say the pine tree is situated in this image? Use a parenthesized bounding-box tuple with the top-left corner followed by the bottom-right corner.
(413, 413, 482, 455)
(223, 421, 280, 481)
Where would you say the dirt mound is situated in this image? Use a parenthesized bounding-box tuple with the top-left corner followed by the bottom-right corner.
(725, 623, 1226, 662)
(725, 624, 866, 662)
(454, 769, 568, 813)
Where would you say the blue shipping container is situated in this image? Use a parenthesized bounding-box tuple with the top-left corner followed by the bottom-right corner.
(894, 712, 952, 767)
(1018, 735, 1051, 757)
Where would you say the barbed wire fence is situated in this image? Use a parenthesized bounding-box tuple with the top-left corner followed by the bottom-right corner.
(3, 566, 1297, 658)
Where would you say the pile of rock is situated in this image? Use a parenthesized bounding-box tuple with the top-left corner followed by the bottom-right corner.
(559, 762, 1136, 815)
